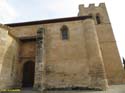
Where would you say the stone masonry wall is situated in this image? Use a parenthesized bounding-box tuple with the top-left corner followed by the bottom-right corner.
(43, 20, 107, 89)
(1, 2, 124, 90)
(83, 19, 108, 89)
(0, 26, 19, 89)
(78, 3, 125, 85)
(44, 21, 90, 89)
(8, 19, 108, 90)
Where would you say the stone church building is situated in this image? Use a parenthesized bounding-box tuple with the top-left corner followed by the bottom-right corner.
(0, 3, 125, 90)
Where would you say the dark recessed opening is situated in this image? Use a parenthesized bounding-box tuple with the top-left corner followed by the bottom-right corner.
(96, 14, 101, 24)
(22, 61, 35, 88)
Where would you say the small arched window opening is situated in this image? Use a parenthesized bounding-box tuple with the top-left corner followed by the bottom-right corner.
(60, 25, 69, 40)
(123, 57, 125, 69)
(96, 14, 101, 24)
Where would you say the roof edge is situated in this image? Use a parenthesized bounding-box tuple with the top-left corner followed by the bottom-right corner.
(5, 16, 92, 27)
(0, 23, 11, 30)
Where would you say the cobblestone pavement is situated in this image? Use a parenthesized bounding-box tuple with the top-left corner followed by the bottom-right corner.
(1, 85, 125, 93)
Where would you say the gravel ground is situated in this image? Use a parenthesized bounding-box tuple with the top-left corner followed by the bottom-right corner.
(1, 85, 125, 93)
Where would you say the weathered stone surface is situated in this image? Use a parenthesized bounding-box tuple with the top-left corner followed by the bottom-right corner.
(0, 2, 124, 91)
(78, 3, 125, 85)
(34, 28, 45, 89)
(0, 27, 19, 89)
(83, 19, 108, 89)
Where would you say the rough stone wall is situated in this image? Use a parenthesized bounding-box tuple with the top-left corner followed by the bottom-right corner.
(9, 25, 39, 38)
(44, 21, 90, 89)
(43, 20, 107, 89)
(9, 25, 45, 89)
(96, 24, 124, 84)
(9, 20, 107, 90)
(0, 26, 19, 89)
(18, 41, 36, 87)
(83, 19, 108, 89)
(78, 3, 125, 84)
(20, 41, 36, 58)
(1, 2, 124, 90)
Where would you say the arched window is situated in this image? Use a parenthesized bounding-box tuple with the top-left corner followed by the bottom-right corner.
(60, 25, 69, 40)
(96, 13, 101, 24)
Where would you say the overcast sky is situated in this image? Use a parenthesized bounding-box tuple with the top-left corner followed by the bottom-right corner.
(0, 0, 125, 62)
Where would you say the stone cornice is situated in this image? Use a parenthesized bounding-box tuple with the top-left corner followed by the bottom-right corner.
(0, 23, 11, 30)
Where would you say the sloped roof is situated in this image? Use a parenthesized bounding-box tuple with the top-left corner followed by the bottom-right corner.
(6, 16, 92, 27)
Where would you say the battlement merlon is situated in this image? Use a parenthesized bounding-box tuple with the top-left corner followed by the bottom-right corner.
(78, 3, 110, 24)
(89, 4, 95, 8)
(79, 3, 106, 9)
(99, 3, 106, 7)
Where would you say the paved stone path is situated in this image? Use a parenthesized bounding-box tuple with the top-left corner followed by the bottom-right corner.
(2, 85, 125, 93)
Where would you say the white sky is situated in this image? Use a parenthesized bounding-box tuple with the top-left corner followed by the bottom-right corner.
(0, 0, 125, 62)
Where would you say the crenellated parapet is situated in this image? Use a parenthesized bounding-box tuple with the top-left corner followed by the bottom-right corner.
(78, 3, 110, 24)
(79, 3, 105, 9)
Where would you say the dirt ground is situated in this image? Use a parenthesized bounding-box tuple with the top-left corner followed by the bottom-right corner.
(1, 85, 125, 93)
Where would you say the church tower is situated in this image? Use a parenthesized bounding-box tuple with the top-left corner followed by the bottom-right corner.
(78, 3, 125, 84)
